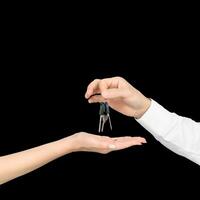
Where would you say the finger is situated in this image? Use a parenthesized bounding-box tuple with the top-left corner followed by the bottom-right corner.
(102, 136, 146, 152)
(119, 136, 146, 144)
(112, 137, 147, 150)
(98, 77, 125, 93)
(85, 79, 101, 99)
(88, 95, 106, 103)
(85, 77, 124, 99)
(99, 79, 109, 93)
(102, 88, 126, 99)
(102, 77, 125, 88)
(112, 136, 146, 143)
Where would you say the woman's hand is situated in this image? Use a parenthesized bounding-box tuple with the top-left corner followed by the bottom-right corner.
(71, 132, 146, 154)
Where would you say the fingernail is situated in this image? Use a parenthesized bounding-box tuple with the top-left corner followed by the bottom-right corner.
(108, 144, 116, 149)
(85, 93, 90, 99)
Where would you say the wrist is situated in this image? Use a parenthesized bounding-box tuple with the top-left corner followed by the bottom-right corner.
(55, 134, 79, 155)
(64, 133, 83, 152)
(135, 98, 151, 119)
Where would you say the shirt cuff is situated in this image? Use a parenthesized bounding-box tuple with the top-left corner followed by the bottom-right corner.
(136, 99, 175, 137)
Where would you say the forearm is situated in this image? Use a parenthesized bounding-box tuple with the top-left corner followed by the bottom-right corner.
(0, 136, 76, 185)
(136, 99, 200, 165)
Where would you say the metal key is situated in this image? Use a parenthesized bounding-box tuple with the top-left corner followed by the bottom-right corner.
(98, 102, 112, 132)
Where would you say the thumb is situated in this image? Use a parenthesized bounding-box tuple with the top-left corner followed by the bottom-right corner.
(102, 88, 126, 99)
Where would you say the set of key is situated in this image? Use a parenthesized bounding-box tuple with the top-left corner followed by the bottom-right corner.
(98, 102, 112, 133)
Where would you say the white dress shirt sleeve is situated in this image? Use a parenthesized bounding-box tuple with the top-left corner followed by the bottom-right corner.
(136, 99, 200, 165)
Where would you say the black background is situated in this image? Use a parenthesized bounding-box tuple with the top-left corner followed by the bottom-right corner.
(1, 4, 200, 198)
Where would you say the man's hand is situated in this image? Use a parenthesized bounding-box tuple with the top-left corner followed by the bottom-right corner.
(85, 77, 151, 119)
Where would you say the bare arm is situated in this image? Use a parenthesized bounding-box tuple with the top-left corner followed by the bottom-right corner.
(0, 132, 145, 185)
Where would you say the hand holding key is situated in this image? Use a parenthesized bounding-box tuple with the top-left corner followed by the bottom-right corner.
(85, 77, 150, 119)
